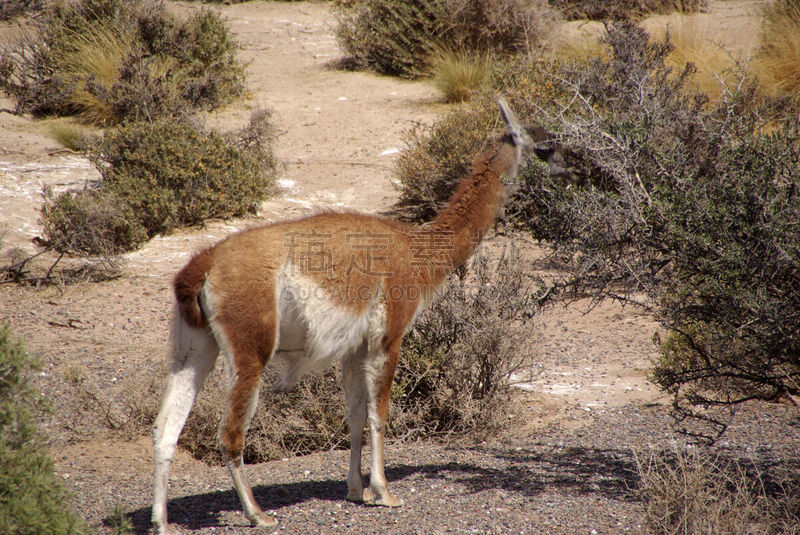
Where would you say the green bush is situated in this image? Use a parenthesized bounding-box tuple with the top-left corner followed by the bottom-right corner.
(335, 0, 450, 78)
(335, 0, 561, 78)
(40, 111, 278, 256)
(40, 188, 148, 257)
(0, 325, 89, 534)
(0, 0, 245, 124)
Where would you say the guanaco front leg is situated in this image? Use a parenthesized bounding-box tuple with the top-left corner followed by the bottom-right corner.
(342, 343, 369, 502)
(363, 342, 403, 507)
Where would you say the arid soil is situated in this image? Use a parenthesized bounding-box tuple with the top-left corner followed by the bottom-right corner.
(1, 2, 797, 534)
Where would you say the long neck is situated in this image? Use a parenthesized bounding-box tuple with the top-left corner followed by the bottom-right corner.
(425, 136, 517, 276)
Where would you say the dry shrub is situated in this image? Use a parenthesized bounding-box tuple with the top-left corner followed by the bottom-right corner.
(335, 0, 561, 78)
(755, 0, 800, 98)
(178, 366, 348, 465)
(447, 0, 562, 55)
(518, 21, 800, 439)
(0, 0, 245, 124)
(0, 0, 43, 21)
(397, 19, 800, 441)
(550, 0, 706, 21)
(391, 244, 534, 439)
(392, 94, 500, 221)
(635, 447, 800, 535)
(334, 0, 450, 78)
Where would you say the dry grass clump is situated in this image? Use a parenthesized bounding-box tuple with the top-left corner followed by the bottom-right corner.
(636, 448, 800, 535)
(755, 0, 800, 97)
(430, 47, 492, 102)
(45, 118, 94, 151)
(550, 0, 706, 21)
(335, 0, 561, 78)
(55, 24, 135, 125)
(0, 0, 246, 125)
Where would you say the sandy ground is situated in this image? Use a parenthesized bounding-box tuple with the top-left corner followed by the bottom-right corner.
(1, 1, 794, 534)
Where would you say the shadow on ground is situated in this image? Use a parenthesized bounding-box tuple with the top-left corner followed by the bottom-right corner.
(120, 444, 640, 533)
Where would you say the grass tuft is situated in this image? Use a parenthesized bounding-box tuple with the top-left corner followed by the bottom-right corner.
(45, 119, 95, 151)
(430, 46, 491, 102)
(635, 447, 800, 535)
(56, 24, 134, 125)
(755, 1, 800, 97)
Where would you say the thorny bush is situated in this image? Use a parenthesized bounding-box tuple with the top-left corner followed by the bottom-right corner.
(393, 20, 800, 440)
(518, 21, 800, 440)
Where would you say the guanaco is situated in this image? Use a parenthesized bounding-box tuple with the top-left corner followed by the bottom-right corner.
(151, 98, 538, 533)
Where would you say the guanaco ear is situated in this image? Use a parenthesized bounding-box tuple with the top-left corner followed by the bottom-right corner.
(497, 97, 528, 147)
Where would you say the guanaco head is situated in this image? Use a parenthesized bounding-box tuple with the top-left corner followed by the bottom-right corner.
(497, 97, 536, 181)
(497, 97, 583, 187)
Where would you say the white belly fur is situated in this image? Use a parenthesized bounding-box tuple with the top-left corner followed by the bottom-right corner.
(270, 262, 387, 389)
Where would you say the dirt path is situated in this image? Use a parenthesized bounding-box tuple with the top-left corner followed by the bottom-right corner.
(1, 2, 793, 534)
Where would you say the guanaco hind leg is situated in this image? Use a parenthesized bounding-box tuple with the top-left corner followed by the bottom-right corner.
(152, 319, 219, 534)
(217, 345, 276, 529)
